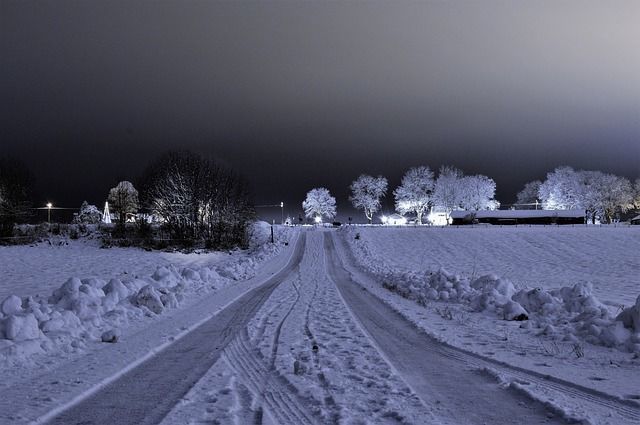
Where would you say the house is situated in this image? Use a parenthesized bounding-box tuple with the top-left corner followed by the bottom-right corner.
(450, 209, 585, 225)
(381, 213, 407, 225)
(426, 206, 449, 226)
(631, 215, 640, 225)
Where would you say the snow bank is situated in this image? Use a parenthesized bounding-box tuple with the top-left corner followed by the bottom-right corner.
(345, 228, 640, 353)
(0, 226, 294, 363)
(0, 267, 204, 362)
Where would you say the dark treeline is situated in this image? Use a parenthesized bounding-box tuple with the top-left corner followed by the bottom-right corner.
(0, 157, 34, 236)
(0, 151, 255, 248)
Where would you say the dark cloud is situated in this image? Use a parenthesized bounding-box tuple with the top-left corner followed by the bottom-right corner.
(2, 1, 638, 221)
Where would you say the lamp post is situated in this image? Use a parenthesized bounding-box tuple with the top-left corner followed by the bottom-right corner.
(280, 201, 284, 225)
(46, 202, 53, 223)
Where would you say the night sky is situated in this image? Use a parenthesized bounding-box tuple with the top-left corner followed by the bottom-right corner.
(2, 1, 639, 222)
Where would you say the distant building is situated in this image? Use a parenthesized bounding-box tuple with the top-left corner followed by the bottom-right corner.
(450, 210, 585, 225)
(631, 215, 640, 225)
(426, 206, 449, 226)
(381, 213, 407, 225)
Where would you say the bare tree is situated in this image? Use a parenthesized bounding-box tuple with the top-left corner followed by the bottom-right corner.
(303, 188, 336, 222)
(140, 151, 254, 247)
(393, 166, 434, 225)
(433, 165, 464, 223)
(350, 174, 388, 223)
(108, 181, 139, 224)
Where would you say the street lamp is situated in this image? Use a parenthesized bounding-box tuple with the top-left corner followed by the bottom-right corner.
(315, 216, 322, 224)
(46, 202, 53, 223)
(280, 201, 284, 225)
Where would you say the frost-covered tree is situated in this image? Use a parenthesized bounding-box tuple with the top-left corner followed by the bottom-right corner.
(538, 166, 634, 223)
(583, 172, 633, 223)
(393, 166, 435, 224)
(107, 181, 139, 224)
(73, 201, 102, 224)
(433, 165, 464, 222)
(350, 174, 388, 224)
(538, 166, 583, 210)
(302, 188, 336, 222)
(516, 180, 542, 209)
(633, 178, 640, 210)
(459, 175, 498, 211)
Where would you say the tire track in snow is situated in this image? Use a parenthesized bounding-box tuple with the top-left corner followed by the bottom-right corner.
(42, 234, 307, 425)
(301, 259, 341, 423)
(223, 247, 323, 425)
(327, 232, 572, 425)
(329, 231, 640, 425)
(223, 329, 320, 425)
(269, 277, 302, 369)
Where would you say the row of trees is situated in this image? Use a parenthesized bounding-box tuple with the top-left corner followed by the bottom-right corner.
(517, 166, 640, 223)
(105, 151, 255, 247)
(0, 152, 254, 247)
(0, 158, 34, 236)
(304, 165, 640, 224)
(303, 165, 499, 224)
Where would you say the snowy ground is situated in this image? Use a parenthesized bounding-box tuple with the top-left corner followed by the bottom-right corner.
(345, 225, 640, 308)
(0, 225, 298, 423)
(0, 236, 274, 301)
(161, 231, 638, 425)
(163, 231, 434, 424)
(338, 226, 640, 422)
(2, 225, 639, 424)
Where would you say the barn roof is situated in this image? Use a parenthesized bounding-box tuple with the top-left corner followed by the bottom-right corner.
(450, 209, 585, 219)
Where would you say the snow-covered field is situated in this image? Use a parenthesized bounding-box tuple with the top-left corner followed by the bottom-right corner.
(2, 226, 639, 424)
(346, 225, 640, 308)
(162, 230, 640, 425)
(339, 225, 640, 421)
(0, 237, 257, 301)
(0, 224, 293, 365)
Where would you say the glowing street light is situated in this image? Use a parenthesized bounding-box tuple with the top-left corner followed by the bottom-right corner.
(380, 215, 388, 224)
(46, 202, 53, 223)
(280, 201, 284, 225)
(314, 216, 322, 224)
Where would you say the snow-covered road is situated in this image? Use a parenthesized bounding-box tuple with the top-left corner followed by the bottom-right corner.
(327, 232, 640, 425)
(43, 234, 308, 425)
(10, 229, 637, 424)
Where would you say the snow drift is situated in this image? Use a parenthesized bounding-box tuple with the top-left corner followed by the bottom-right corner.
(0, 227, 292, 363)
(346, 229, 640, 353)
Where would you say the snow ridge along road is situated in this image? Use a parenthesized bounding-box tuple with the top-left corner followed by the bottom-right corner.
(326, 232, 570, 425)
(327, 231, 640, 425)
(43, 233, 307, 425)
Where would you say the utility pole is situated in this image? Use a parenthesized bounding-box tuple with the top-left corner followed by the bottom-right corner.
(280, 201, 284, 225)
(271, 220, 275, 243)
(46, 203, 52, 223)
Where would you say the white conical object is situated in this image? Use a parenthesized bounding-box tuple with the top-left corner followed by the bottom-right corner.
(102, 201, 112, 224)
